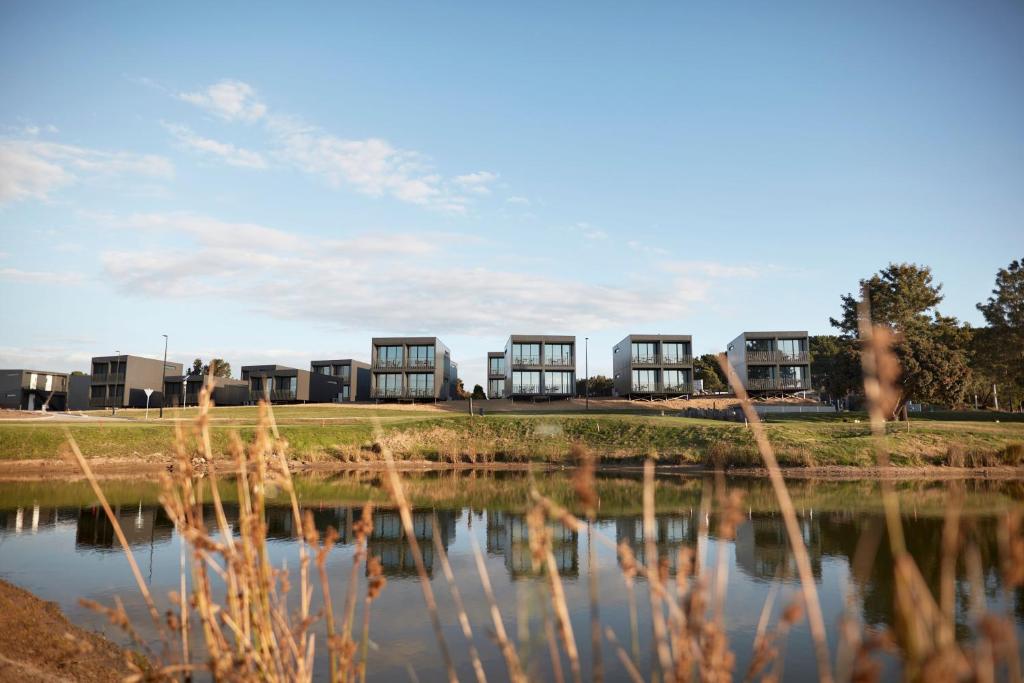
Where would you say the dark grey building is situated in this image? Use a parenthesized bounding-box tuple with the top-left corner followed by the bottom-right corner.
(89, 355, 184, 409)
(487, 351, 505, 399)
(370, 337, 456, 401)
(612, 334, 694, 399)
(241, 365, 339, 404)
(504, 334, 576, 399)
(309, 359, 371, 402)
(185, 375, 250, 406)
(68, 373, 90, 411)
(726, 331, 811, 394)
(0, 369, 69, 411)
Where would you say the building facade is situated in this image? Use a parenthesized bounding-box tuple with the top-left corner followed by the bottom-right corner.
(487, 352, 506, 399)
(309, 359, 371, 402)
(0, 369, 69, 411)
(726, 331, 811, 394)
(369, 337, 455, 401)
(503, 335, 576, 399)
(240, 365, 339, 404)
(184, 375, 250, 406)
(88, 355, 184, 409)
(612, 334, 694, 398)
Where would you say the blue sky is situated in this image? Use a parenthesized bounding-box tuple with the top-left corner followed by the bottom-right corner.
(1, 1, 1022, 389)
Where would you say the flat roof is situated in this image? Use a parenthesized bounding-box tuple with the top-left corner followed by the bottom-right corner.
(0, 368, 71, 376)
(507, 334, 576, 343)
(310, 359, 370, 367)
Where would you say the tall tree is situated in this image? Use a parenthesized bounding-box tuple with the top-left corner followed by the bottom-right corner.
(207, 358, 232, 378)
(809, 335, 860, 402)
(189, 358, 204, 377)
(577, 375, 614, 397)
(831, 263, 972, 415)
(693, 354, 727, 392)
(974, 258, 1024, 410)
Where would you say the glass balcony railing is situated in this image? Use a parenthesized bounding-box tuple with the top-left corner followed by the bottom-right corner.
(407, 359, 435, 369)
(631, 355, 658, 365)
(544, 357, 574, 367)
(373, 358, 404, 369)
(512, 385, 539, 394)
(746, 377, 808, 391)
(512, 356, 541, 365)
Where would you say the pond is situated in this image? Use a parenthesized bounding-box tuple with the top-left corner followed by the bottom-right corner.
(0, 470, 1022, 681)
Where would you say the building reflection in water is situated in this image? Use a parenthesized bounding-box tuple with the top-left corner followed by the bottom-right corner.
(615, 512, 698, 575)
(486, 510, 579, 579)
(734, 512, 823, 581)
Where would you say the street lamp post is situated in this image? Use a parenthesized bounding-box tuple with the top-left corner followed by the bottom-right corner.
(585, 336, 589, 410)
(160, 334, 168, 418)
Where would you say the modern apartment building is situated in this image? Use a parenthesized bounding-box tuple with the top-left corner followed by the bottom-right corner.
(611, 335, 694, 398)
(184, 375, 250, 406)
(240, 365, 339, 404)
(0, 369, 69, 411)
(89, 355, 184, 409)
(726, 331, 811, 394)
(369, 337, 455, 401)
(504, 335, 576, 399)
(487, 352, 506, 399)
(309, 359, 371, 402)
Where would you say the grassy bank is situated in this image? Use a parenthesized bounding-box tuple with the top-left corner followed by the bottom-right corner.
(2, 409, 1023, 467)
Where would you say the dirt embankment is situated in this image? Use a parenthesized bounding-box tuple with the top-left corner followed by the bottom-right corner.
(0, 579, 131, 682)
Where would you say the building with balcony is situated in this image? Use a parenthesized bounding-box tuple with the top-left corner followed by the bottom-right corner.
(370, 337, 456, 401)
(611, 334, 694, 399)
(88, 355, 184, 410)
(0, 369, 69, 411)
(240, 365, 340, 404)
(184, 374, 250, 406)
(726, 331, 811, 394)
(503, 334, 576, 399)
(310, 359, 371, 402)
(487, 351, 506, 399)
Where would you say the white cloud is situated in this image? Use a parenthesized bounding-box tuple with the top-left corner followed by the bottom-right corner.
(568, 221, 608, 241)
(164, 122, 268, 169)
(0, 139, 174, 205)
(454, 171, 498, 195)
(178, 79, 267, 122)
(0, 267, 84, 285)
(506, 195, 531, 205)
(661, 261, 764, 278)
(175, 79, 486, 213)
(95, 211, 717, 334)
(627, 240, 669, 256)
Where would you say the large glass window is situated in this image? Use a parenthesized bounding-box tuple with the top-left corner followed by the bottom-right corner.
(317, 365, 332, 375)
(663, 369, 691, 391)
(408, 345, 435, 368)
(745, 339, 773, 353)
(377, 373, 402, 396)
(90, 385, 106, 398)
(489, 356, 505, 375)
(662, 342, 690, 363)
(250, 377, 264, 391)
(778, 365, 806, 383)
(632, 369, 659, 392)
(545, 344, 573, 366)
(747, 366, 776, 380)
(408, 373, 434, 396)
(377, 346, 403, 367)
(339, 365, 351, 382)
(275, 376, 297, 393)
(512, 371, 540, 393)
(512, 344, 540, 365)
(341, 385, 350, 400)
(631, 343, 657, 364)
(488, 379, 504, 398)
(92, 362, 107, 376)
(777, 339, 805, 360)
(545, 371, 574, 394)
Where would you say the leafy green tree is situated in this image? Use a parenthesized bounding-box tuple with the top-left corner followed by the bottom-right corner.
(188, 358, 232, 378)
(831, 263, 972, 415)
(974, 257, 1024, 410)
(577, 375, 614, 397)
(693, 354, 727, 392)
(809, 335, 860, 402)
(472, 384, 486, 400)
(189, 358, 204, 377)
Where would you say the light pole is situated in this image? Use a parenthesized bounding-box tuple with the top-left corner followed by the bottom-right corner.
(585, 336, 589, 410)
(160, 334, 168, 418)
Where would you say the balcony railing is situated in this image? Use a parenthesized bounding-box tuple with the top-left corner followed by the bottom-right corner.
(91, 373, 125, 384)
(662, 354, 693, 366)
(373, 387, 404, 399)
(407, 387, 435, 398)
(631, 355, 658, 365)
(746, 378, 809, 391)
(512, 356, 541, 366)
(544, 358, 574, 368)
(407, 359, 435, 369)
(631, 382, 692, 394)
(488, 367, 505, 376)
(512, 385, 540, 394)
(371, 387, 435, 399)
(373, 359, 405, 369)
(746, 350, 808, 364)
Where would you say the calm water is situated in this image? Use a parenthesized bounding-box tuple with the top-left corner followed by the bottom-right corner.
(1, 471, 1022, 681)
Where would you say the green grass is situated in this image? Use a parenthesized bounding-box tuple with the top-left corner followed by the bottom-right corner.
(2, 409, 1023, 467)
